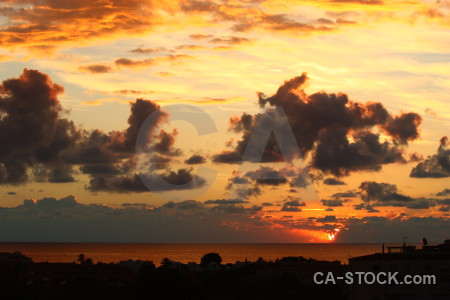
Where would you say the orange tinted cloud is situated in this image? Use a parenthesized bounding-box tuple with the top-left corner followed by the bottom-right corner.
(114, 54, 194, 69)
(0, 0, 164, 51)
(79, 64, 113, 74)
(0, 0, 438, 57)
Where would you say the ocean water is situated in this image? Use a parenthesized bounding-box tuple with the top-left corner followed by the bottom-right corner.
(0, 243, 412, 265)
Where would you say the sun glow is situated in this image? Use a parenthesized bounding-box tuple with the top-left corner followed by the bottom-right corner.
(327, 228, 341, 241)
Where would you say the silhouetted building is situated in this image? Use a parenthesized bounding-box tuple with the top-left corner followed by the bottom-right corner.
(349, 240, 450, 300)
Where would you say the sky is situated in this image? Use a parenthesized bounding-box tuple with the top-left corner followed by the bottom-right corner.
(0, 0, 449, 243)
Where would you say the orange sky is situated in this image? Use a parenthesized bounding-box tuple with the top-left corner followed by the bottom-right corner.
(0, 0, 448, 243)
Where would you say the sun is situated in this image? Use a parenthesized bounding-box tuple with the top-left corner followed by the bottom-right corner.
(328, 228, 341, 241)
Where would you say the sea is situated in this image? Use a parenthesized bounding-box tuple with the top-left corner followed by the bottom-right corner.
(0, 243, 415, 265)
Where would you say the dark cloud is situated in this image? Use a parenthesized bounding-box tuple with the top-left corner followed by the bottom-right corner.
(61, 130, 119, 165)
(437, 189, 450, 196)
(316, 215, 338, 223)
(360, 181, 413, 203)
(213, 150, 242, 164)
(153, 129, 182, 156)
(381, 113, 422, 144)
(46, 165, 76, 183)
(214, 74, 420, 177)
(337, 216, 450, 244)
(357, 181, 438, 210)
(405, 199, 435, 210)
(185, 154, 207, 165)
(150, 155, 172, 170)
(211, 204, 262, 214)
(6, 191, 16, 195)
(225, 166, 313, 200)
(87, 168, 206, 193)
(284, 199, 306, 207)
(121, 202, 151, 208)
(0, 69, 79, 184)
(204, 199, 248, 205)
(0, 195, 293, 243)
(321, 199, 344, 207)
(121, 98, 167, 152)
(280, 206, 301, 212)
(280, 198, 305, 212)
(353, 203, 380, 213)
(323, 177, 346, 185)
(332, 191, 357, 198)
(115, 55, 192, 68)
(410, 136, 450, 178)
(0, 69, 209, 193)
(245, 167, 288, 186)
(312, 128, 406, 176)
(79, 64, 113, 74)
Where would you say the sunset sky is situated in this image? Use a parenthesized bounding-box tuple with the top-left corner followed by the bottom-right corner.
(0, 0, 449, 243)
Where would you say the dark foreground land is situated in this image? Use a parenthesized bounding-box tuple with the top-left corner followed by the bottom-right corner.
(0, 252, 346, 300)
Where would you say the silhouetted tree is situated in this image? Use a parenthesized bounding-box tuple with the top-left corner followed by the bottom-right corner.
(77, 253, 86, 264)
(160, 257, 172, 268)
(200, 253, 222, 266)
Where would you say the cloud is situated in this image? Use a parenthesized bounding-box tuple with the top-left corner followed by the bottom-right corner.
(330, 0, 383, 4)
(79, 64, 113, 74)
(280, 206, 302, 212)
(323, 177, 346, 185)
(332, 191, 357, 197)
(175, 44, 207, 51)
(245, 166, 288, 186)
(360, 181, 413, 203)
(0, 69, 79, 184)
(437, 189, 450, 196)
(189, 34, 213, 40)
(0, 69, 210, 194)
(213, 151, 242, 164)
(209, 36, 252, 45)
(204, 199, 248, 205)
(381, 113, 422, 144)
(280, 198, 305, 212)
(130, 47, 170, 54)
(153, 129, 182, 156)
(87, 168, 206, 193)
(115, 55, 193, 69)
(0, 195, 300, 243)
(321, 199, 344, 207)
(316, 215, 338, 223)
(357, 181, 437, 210)
(0, 0, 160, 52)
(181, 0, 219, 12)
(185, 154, 207, 164)
(231, 13, 336, 33)
(410, 136, 450, 178)
(214, 74, 421, 176)
(337, 216, 450, 243)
